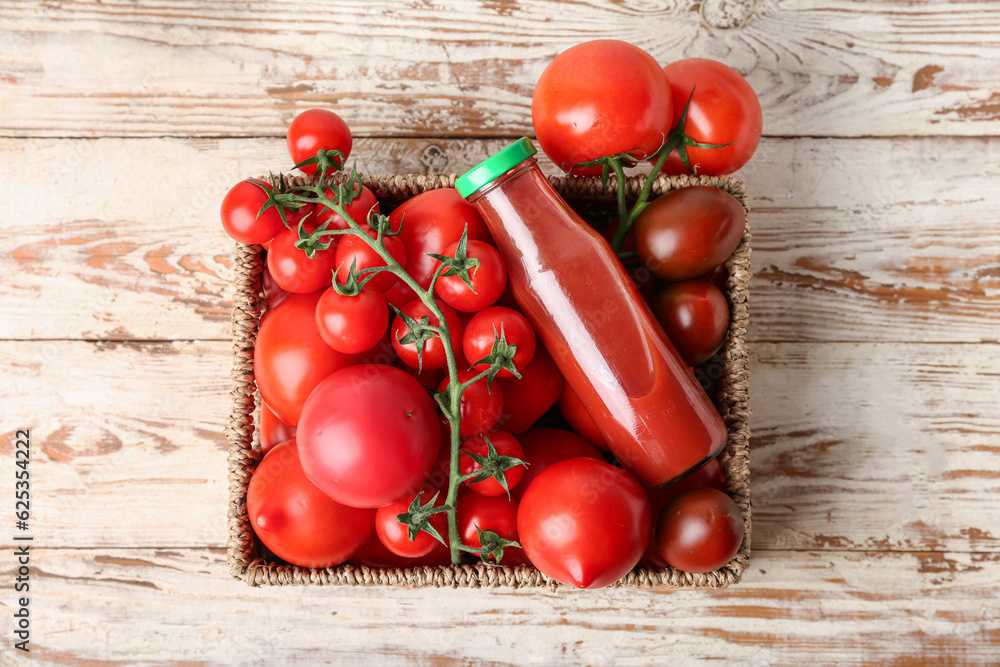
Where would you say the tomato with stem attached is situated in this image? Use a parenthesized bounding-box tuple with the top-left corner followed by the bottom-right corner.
(315, 283, 389, 354)
(392, 298, 464, 371)
(287, 108, 352, 175)
(459, 430, 525, 497)
(334, 229, 407, 294)
(438, 369, 504, 437)
(463, 306, 536, 379)
(435, 239, 507, 313)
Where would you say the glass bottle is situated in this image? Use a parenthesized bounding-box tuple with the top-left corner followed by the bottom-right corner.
(455, 138, 727, 487)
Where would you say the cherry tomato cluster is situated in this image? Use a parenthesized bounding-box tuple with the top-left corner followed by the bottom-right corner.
(224, 39, 755, 588)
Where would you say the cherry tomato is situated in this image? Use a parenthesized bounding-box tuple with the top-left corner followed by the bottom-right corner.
(456, 490, 529, 565)
(375, 490, 448, 558)
(510, 428, 604, 502)
(557, 383, 609, 451)
(660, 58, 762, 176)
(639, 458, 728, 568)
(438, 369, 504, 437)
(220, 179, 289, 245)
(287, 108, 352, 175)
(266, 226, 339, 294)
(517, 457, 650, 589)
(435, 240, 507, 312)
(254, 291, 357, 426)
(350, 533, 451, 568)
(532, 40, 672, 176)
(392, 298, 464, 371)
(496, 344, 564, 434)
(650, 279, 730, 366)
(297, 364, 441, 509)
(315, 284, 389, 354)
(463, 306, 536, 379)
(459, 430, 525, 497)
(258, 403, 295, 456)
(316, 184, 380, 231)
(388, 188, 492, 290)
(334, 230, 407, 294)
(247, 439, 375, 568)
(656, 487, 744, 573)
(633, 186, 745, 282)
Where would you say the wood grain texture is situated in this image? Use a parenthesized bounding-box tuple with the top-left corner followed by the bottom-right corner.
(2, 1, 1000, 138)
(2, 136, 999, 343)
(3, 340, 996, 553)
(1, 548, 998, 666)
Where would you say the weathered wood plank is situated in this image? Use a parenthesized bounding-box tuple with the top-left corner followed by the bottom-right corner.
(2, 136, 999, 343)
(2, 548, 998, 665)
(2, 340, 997, 552)
(1, 1, 1000, 138)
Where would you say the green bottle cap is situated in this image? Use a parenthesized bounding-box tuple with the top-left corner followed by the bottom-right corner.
(455, 137, 537, 198)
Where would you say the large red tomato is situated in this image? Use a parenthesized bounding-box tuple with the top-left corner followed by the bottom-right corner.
(297, 364, 440, 509)
(517, 457, 650, 588)
(532, 40, 673, 176)
(254, 291, 358, 426)
(387, 188, 491, 290)
(659, 58, 762, 176)
(247, 439, 375, 568)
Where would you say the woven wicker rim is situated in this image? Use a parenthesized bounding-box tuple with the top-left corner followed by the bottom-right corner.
(226, 172, 751, 589)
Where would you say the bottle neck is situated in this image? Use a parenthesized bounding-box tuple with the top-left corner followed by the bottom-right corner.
(466, 157, 538, 204)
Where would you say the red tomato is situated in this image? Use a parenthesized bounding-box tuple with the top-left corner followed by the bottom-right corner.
(456, 491, 529, 565)
(510, 428, 604, 502)
(496, 344, 564, 434)
(375, 490, 448, 558)
(381, 278, 420, 310)
(316, 184, 379, 231)
(438, 369, 504, 437)
(463, 306, 536, 379)
(394, 358, 446, 390)
(660, 58, 762, 176)
(388, 189, 492, 290)
(258, 403, 295, 456)
(532, 40, 672, 176)
(315, 284, 389, 354)
(261, 264, 290, 309)
(287, 108, 352, 175)
(633, 186, 745, 282)
(266, 226, 339, 294)
(656, 487, 744, 573)
(350, 533, 451, 568)
(557, 383, 609, 451)
(334, 230, 407, 294)
(698, 263, 729, 293)
(650, 279, 730, 366)
(517, 457, 650, 588)
(254, 291, 357, 426)
(392, 298, 464, 371)
(459, 430, 525, 497)
(220, 179, 289, 245)
(247, 439, 374, 568)
(639, 458, 728, 569)
(435, 240, 507, 312)
(297, 364, 441, 509)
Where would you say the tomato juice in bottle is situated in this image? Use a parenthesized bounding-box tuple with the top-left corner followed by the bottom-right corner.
(455, 138, 727, 488)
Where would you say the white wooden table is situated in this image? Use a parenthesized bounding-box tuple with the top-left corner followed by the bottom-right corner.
(2, 1, 999, 664)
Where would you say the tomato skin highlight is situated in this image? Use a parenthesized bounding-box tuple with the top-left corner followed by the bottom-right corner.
(633, 185, 745, 282)
(388, 188, 492, 290)
(656, 487, 744, 573)
(247, 439, 375, 568)
(650, 279, 730, 366)
(287, 108, 353, 175)
(532, 40, 672, 176)
(254, 291, 358, 426)
(659, 58, 762, 177)
(297, 364, 441, 509)
(517, 457, 650, 589)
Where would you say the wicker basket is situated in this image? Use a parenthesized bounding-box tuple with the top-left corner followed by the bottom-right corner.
(226, 172, 751, 588)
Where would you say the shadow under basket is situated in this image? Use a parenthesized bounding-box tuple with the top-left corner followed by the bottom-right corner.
(226, 172, 752, 589)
